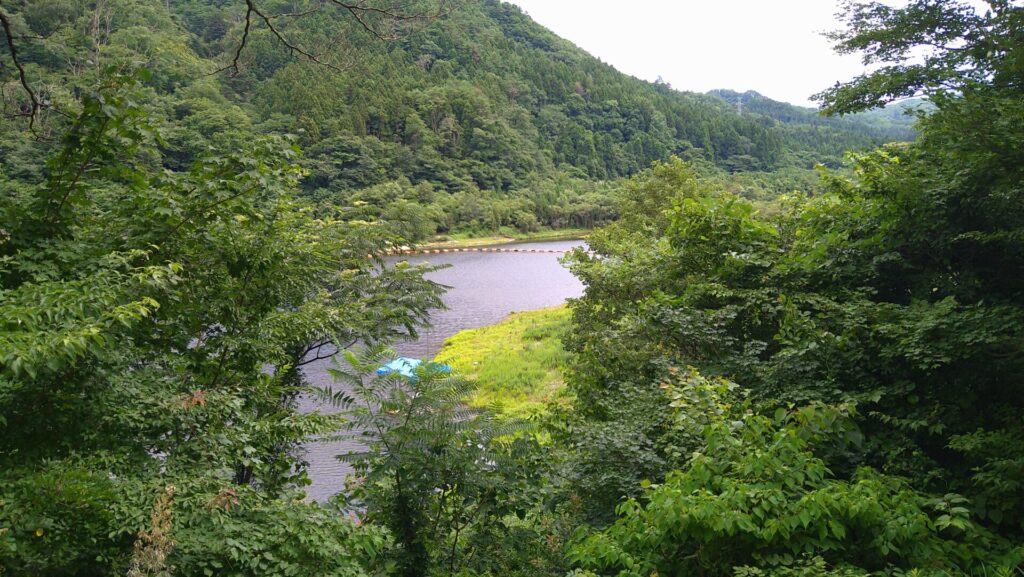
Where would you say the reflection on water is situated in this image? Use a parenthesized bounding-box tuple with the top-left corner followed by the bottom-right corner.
(299, 239, 585, 501)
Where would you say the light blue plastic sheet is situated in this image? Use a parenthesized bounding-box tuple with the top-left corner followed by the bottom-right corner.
(375, 357, 451, 382)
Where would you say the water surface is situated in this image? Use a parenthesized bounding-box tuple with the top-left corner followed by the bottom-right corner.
(300, 239, 585, 501)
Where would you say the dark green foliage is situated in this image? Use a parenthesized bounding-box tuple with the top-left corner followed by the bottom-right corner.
(561, 1, 1024, 572)
(172, 497, 390, 577)
(710, 89, 919, 168)
(566, 148, 1024, 539)
(571, 388, 1019, 576)
(4, 0, 1019, 575)
(815, 0, 1024, 115)
(0, 0, 913, 243)
(323, 346, 555, 577)
(0, 463, 126, 574)
(0, 73, 441, 575)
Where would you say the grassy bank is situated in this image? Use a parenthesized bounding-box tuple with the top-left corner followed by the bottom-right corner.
(434, 306, 571, 416)
(422, 228, 590, 249)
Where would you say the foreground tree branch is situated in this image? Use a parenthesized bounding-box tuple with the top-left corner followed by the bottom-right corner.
(218, 0, 347, 76)
(329, 0, 455, 40)
(216, 0, 457, 76)
(1, 1, 458, 111)
(0, 7, 43, 128)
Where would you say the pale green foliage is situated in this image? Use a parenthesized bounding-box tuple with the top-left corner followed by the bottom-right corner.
(435, 306, 572, 416)
(571, 374, 1019, 575)
(660, 366, 742, 434)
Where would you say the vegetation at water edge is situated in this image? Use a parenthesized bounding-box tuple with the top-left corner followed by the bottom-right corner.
(1, 0, 1022, 575)
(435, 306, 571, 416)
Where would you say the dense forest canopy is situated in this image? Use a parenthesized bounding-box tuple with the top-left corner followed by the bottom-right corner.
(1, 0, 915, 241)
(1, 0, 1022, 576)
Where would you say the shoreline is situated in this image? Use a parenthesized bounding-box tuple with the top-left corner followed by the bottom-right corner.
(419, 228, 590, 250)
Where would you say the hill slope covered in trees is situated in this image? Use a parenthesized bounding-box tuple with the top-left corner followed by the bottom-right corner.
(2, 0, 914, 239)
(184, 0, 916, 182)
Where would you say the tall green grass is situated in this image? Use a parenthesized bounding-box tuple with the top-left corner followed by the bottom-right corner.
(434, 306, 571, 416)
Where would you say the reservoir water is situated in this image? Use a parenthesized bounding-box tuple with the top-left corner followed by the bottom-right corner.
(299, 238, 585, 501)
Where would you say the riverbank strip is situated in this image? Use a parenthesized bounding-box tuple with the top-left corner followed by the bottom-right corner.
(433, 306, 572, 417)
(421, 228, 590, 250)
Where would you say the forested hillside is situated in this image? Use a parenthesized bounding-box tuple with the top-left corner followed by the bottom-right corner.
(176, 0, 916, 179)
(1, 0, 912, 240)
(709, 89, 919, 162)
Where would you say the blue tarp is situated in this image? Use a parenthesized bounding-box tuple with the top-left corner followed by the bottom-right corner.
(376, 357, 451, 382)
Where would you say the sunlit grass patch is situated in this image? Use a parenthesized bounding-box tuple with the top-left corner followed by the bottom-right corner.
(434, 306, 572, 417)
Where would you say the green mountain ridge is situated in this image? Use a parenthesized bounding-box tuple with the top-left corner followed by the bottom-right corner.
(708, 88, 919, 142)
(2, 0, 918, 237)
(211, 0, 916, 188)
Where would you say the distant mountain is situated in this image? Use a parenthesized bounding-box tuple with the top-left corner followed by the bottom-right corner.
(1, 0, 919, 208)
(709, 89, 918, 166)
(170, 0, 918, 188)
(855, 97, 934, 123)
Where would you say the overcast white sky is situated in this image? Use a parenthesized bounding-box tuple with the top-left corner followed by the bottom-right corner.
(506, 0, 872, 107)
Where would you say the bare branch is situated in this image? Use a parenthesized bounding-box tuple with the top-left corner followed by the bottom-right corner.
(266, 2, 326, 20)
(296, 349, 337, 366)
(214, 0, 454, 75)
(215, 0, 346, 76)
(248, 0, 344, 72)
(328, 0, 455, 40)
(295, 337, 359, 367)
(0, 7, 44, 128)
(215, 2, 254, 77)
